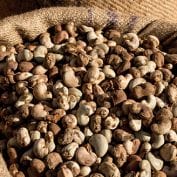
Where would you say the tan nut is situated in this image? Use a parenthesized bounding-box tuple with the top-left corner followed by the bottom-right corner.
(123, 33, 139, 51)
(57, 165, 73, 177)
(75, 146, 97, 166)
(33, 82, 52, 100)
(16, 127, 31, 147)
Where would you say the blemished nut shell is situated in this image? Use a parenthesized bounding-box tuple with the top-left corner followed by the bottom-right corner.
(99, 161, 120, 177)
(89, 134, 108, 157)
(160, 143, 177, 161)
(45, 152, 63, 169)
(75, 146, 97, 166)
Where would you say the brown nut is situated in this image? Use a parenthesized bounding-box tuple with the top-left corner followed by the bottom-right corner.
(45, 152, 63, 169)
(75, 146, 97, 166)
(30, 158, 46, 174)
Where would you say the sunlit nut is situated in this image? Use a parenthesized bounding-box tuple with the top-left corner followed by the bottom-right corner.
(143, 35, 160, 49)
(68, 95, 78, 109)
(57, 165, 73, 177)
(32, 65, 47, 75)
(58, 128, 74, 145)
(36, 121, 48, 134)
(64, 161, 80, 177)
(28, 74, 48, 87)
(53, 30, 69, 44)
(129, 78, 146, 90)
(33, 82, 52, 100)
(152, 134, 164, 149)
(132, 82, 156, 99)
(111, 90, 127, 105)
(15, 93, 33, 108)
(65, 22, 77, 37)
(152, 171, 167, 177)
(75, 146, 97, 166)
(172, 118, 177, 132)
(17, 49, 33, 62)
(18, 62, 34, 72)
(62, 114, 77, 128)
(30, 158, 45, 173)
(123, 139, 141, 155)
(165, 130, 177, 142)
(133, 55, 148, 66)
(113, 129, 134, 142)
(15, 72, 33, 81)
(30, 130, 41, 142)
(139, 160, 151, 177)
(43, 53, 56, 69)
(84, 66, 100, 84)
(104, 116, 119, 130)
(139, 61, 156, 76)
(84, 127, 93, 138)
(33, 138, 49, 158)
(15, 171, 25, 177)
(73, 129, 85, 145)
(45, 152, 63, 169)
(99, 161, 120, 177)
(16, 127, 31, 147)
(39, 32, 54, 48)
(139, 142, 152, 156)
(115, 74, 133, 90)
(123, 33, 139, 51)
(31, 103, 48, 120)
(96, 107, 109, 118)
(141, 95, 157, 110)
(63, 65, 80, 88)
(80, 166, 91, 176)
(101, 129, 112, 143)
(151, 108, 172, 135)
(48, 122, 61, 136)
(62, 142, 79, 160)
(109, 144, 127, 167)
(150, 70, 163, 82)
(56, 95, 69, 110)
(146, 152, 163, 171)
(129, 119, 142, 131)
(156, 97, 165, 108)
(89, 134, 108, 157)
(103, 65, 116, 78)
(160, 143, 177, 161)
(34, 45, 48, 63)
(68, 88, 82, 101)
(135, 131, 151, 142)
(90, 115, 102, 133)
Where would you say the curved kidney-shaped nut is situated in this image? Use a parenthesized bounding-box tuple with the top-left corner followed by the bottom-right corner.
(63, 65, 80, 88)
(104, 116, 119, 130)
(33, 82, 52, 100)
(31, 103, 48, 120)
(33, 138, 49, 158)
(75, 146, 97, 166)
(141, 95, 157, 110)
(16, 127, 31, 147)
(102, 65, 116, 78)
(64, 161, 80, 177)
(123, 33, 139, 51)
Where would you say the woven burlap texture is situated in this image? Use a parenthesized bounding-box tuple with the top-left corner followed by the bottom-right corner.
(1, 1, 177, 176)
(1, 6, 177, 46)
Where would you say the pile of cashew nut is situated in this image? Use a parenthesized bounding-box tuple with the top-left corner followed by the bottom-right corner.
(0, 22, 177, 177)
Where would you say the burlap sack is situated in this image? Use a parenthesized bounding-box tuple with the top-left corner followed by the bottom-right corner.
(1, 1, 177, 176)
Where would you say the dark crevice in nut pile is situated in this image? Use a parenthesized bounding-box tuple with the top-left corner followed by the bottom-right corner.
(0, 22, 177, 177)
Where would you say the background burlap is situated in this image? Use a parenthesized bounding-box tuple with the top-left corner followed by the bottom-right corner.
(1, 0, 177, 176)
